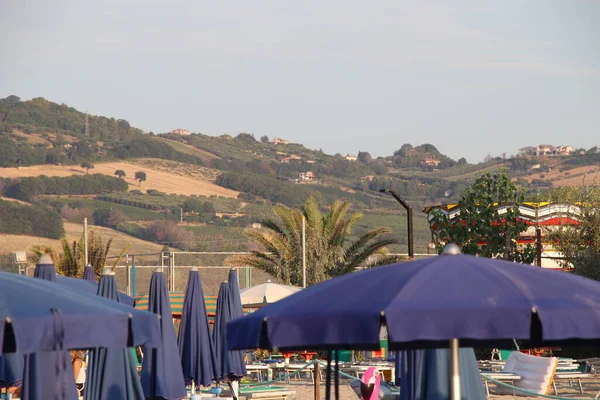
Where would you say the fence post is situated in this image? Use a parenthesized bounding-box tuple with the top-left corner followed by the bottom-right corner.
(245, 266, 250, 288)
(169, 251, 175, 292)
(131, 255, 136, 297)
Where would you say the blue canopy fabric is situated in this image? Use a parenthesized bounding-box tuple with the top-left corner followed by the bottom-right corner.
(85, 270, 145, 400)
(82, 264, 96, 282)
(33, 259, 56, 281)
(57, 275, 135, 306)
(213, 281, 246, 382)
(141, 270, 186, 400)
(21, 351, 78, 400)
(0, 353, 23, 388)
(228, 253, 600, 351)
(0, 271, 160, 354)
(178, 269, 218, 387)
(397, 349, 486, 400)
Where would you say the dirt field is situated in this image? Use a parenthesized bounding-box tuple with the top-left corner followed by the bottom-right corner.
(0, 222, 174, 260)
(0, 159, 239, 197)
(524, 165, 600, 186)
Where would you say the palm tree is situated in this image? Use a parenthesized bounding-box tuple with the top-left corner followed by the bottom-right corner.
(227, 197, 398, 286)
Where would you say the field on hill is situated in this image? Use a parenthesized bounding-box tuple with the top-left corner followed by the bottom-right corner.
(523, 165, 600, 187)
(0, 159, 239, 197)
(0, 222, 175, 262)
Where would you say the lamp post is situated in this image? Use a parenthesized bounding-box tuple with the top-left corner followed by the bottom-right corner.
(380, 189, 414, 259)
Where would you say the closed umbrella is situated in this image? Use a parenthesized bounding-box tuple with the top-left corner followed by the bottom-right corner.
(33, 255, 56, 281)
(141, 269, 186, 400)
(229, 244, 600, 400)
(226, 269, 247, 398)
(84, 267, 145, 400)
(214, 280, 246, 400)
(240, 280, 301, 308)
(397, 349, 486, 400)
(178, 267, 218, 388)
(82, 264, 96, 282)
(0, 353, 23, 390)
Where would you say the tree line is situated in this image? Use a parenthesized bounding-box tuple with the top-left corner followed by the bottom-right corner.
(0, 200, 64, 238)
(1, 174, 128, 202)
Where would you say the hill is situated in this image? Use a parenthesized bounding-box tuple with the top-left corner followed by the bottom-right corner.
(2, 94, 600, 263)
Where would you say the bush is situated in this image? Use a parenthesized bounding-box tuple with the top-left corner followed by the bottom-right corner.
(0, 200, 63, 238)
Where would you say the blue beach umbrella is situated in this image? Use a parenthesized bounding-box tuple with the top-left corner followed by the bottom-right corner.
(213, 281, 247, 383)
(228, 245, 600, 400)
(0, 353, 23, 389)
(178, 267, 218, 387)
(227, 269, 247, 378)
(84, 267, 145, 400)
(397, 349, 486, 400)
(141, 269, 187, 400)
(57, 275, 135, 306)
(33, 255, 56, 281)
(82, 264, 96, 282)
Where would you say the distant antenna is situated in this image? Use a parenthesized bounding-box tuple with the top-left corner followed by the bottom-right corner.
(85, 111, 89, 136)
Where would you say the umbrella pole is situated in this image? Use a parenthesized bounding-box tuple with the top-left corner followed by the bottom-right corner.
(450, 338, 461, 400)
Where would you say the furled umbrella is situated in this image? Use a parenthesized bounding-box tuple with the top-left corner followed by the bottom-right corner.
(213, 281, 247, 398)
(141, 268, 187, 400)
(0, 353, 23, 393)
(82, 264, 96, 282)
(397, 349, 486, 400)
(84, 267, 145, 400)
(226, 269, 247, 398)
(33, 254, 56, 281)
(228, 244, 600, 400)
(178, 267, 218, 388)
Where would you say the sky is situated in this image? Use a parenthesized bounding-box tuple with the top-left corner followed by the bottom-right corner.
(1, 0, 599, 163)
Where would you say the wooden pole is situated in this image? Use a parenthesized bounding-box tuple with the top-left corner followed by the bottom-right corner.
(314, 361, 321, 400)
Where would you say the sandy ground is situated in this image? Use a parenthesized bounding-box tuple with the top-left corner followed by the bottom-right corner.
(0, 160, 238, 197)
(261, 378, 600, 399)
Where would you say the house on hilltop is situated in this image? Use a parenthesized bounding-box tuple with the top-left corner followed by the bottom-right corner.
(554, 145, 573, 156)
(422, 158, 440, 167)
(299, 171, 316, 181)
(345, 154, 358, 161)
(272, 137, 289, 145)
(172, 128, 190, 135)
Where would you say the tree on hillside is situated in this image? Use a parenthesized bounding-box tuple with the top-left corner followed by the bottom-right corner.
(260, 135, 269, 143)
(429, 169, 535, 262)
(543, 183, 600, 280)
(357, 151, 372, 165)
(135, 171, 147, 186)
(114, 169, 126, 179)
(80, 161, 94, 173)
(226, 197, 398, 286)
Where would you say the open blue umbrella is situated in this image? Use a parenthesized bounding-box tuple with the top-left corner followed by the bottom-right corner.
(229, 244, 600, 400)
(178, 267, 218, 387)
(82, 264, 96, 282)
(57, 275, 135, 306)
(85, 267, 145, 400)
(214, 281, 247, 384)
(141, 269, 186, 400)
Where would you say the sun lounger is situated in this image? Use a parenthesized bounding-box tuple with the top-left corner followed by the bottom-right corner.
(552, 372, 592, 394)
(496, 351, 558, 396)
(481, 372, 522, 396)
(239, 385, 295, 399)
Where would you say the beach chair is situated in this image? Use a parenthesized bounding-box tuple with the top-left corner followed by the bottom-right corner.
(496, 351, 558, 396)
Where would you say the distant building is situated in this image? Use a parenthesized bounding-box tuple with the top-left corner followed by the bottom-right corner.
(529, 164, 541, 171)
(422, 158, 441, 167)
(172, 128, 191, 136)
(299, 171, 316, 181)
(272, 137, 289, 145)
(519, 146, 536, 156)
(536, 144, 554, 156)
(554, 145, 573, 156)
(345, 154, 358, 161)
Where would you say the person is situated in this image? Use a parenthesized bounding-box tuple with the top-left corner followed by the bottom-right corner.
(70, 350, 86, 396)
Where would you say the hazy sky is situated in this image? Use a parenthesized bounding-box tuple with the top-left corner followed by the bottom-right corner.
(1, 0, 598, 162)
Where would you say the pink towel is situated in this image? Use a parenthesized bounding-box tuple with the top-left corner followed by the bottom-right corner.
(360, 367, 380, 400)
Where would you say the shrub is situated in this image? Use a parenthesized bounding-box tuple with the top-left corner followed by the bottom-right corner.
(0, 200, 63, 238)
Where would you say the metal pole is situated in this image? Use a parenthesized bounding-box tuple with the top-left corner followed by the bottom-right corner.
(245, 266, 250, 288)
(170, 251, 175, 292)
(83, 217, 89, 266)
(302, 215, 307, 288)
(380, 190, 414, 259)
(536, 228, 543, 267)
(131, 255, 136, 297)
(450, 338, 461, 400)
